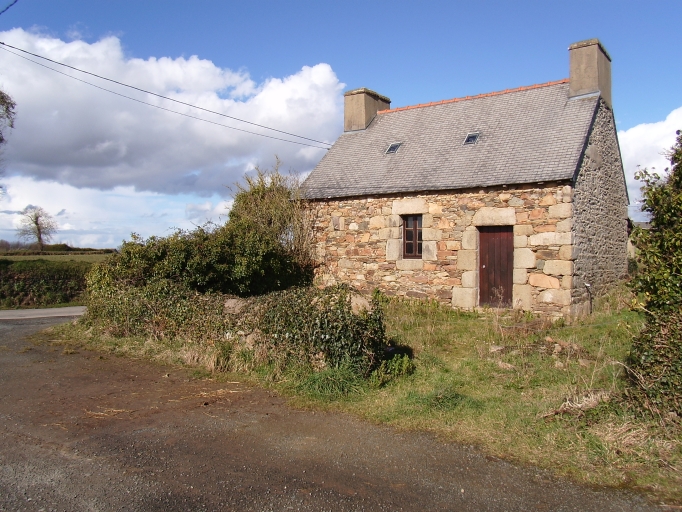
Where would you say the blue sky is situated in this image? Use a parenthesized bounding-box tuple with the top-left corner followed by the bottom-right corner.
(0, 0, 680, 246)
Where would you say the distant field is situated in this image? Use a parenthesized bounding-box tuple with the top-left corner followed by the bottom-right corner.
(0, 253, 111, 263)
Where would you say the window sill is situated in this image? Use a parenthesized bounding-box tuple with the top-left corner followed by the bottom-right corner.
(396, 259, 424, 271)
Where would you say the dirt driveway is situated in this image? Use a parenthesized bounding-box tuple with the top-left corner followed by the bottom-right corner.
(0, 317, 658, 511)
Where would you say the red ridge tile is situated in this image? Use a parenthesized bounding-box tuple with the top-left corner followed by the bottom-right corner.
(377, 79, 569, 115)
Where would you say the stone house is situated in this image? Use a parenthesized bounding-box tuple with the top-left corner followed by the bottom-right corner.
(303, 39, 628, 317)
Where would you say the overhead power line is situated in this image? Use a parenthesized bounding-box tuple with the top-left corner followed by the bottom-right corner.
(0, 46, 329, 149)
(0, 0, 19, 17)
(0, 40, 332, 149)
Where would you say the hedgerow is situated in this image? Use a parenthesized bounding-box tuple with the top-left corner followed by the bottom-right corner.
(249, 286, 388, 375)
(0, 258, 91, 307)
(84, 274, 229, 339)
(628, 130, 682, 415)
(83, 282, 398, 384)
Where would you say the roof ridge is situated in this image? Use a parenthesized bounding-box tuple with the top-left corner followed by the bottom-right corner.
(378, 78, 569, 114)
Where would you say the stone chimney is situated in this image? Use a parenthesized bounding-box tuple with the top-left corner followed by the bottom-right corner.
(568, 39, 612, 107)
(344, 88, 391, 131)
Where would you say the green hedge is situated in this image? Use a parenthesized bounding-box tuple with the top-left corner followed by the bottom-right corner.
(84, 275, 228, 340)
(79, 166, 403, 385)
(89, 224, 311, 298)
(628, 130, 682, 415)
(0, 258, 91, 307)
(253, 286, 387, 374)
(84, 279, 391, 376)
(628, 311, 682, 414)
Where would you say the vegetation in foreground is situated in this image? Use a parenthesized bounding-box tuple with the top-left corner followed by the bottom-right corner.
(85, 163, 315, 303)
(629, 130, 682, 417)
(44, 285, 681, 504)
(366, 290, 681, 503)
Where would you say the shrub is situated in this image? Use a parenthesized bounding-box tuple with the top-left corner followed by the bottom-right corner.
(227, 161, 316, 273)
(369, 353, 415, 388)
(84, 274, 230, 339)
(0, 259, 91, 307)
(87, 163, 314, 298)
(628, 130, 682, 414)
(628, 311, 682, 414)
(84, 281, 395, 383)
(252, 285, 388, 375)
(81, 163, 401, 389)
(91, 228, 231, 293)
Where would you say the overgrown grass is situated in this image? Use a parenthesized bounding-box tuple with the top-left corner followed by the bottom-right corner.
(41, 284, 682, 504)
(337, 287, 681, 503)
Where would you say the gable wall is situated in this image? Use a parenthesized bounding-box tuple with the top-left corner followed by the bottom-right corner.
(311, 183, 580, 316)
(571, 99, 629, 305)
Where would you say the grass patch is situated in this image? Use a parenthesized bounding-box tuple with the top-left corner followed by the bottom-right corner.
(401, 386, 483, 413)
(294, 362, 366, 401)
(41, 284, 682, 504)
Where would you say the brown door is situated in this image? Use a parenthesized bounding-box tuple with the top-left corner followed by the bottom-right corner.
(479, 226, 513, 307)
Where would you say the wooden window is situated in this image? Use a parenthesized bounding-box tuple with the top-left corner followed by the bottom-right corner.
(479, 226, 513, 307)
(402, 215, 422, 259)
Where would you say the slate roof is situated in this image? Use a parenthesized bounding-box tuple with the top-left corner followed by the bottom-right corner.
(303, 80, 599, 199)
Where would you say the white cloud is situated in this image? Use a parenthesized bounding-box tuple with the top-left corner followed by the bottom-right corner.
(185, 200, 232, 224)
(618, 106, 682, 220)
(0, 29, 343, 196)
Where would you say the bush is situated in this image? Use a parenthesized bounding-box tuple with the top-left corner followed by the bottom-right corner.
(87, 163, 314, 298)
(369, 353, 415, 388)
(85, 275, 230, 339)
(628, 311, 682, 414)
(253, 285, 388, 375)
(628, 130, 682, 414)
(0, 259, 91, 307)
(84, 281, 395, 382)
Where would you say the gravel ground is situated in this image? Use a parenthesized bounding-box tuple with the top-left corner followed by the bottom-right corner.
(0, 317, 661, 511)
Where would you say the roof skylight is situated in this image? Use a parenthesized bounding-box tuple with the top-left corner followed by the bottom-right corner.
(463, 132, 480, 145)
(385, 142, 402, 154)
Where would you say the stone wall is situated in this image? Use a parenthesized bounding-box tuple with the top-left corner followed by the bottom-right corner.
(310, 182, 580, 316)
(572, 99, 629, 307)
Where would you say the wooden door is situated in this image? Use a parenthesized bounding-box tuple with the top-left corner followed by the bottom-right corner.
(479, 226, 513, 307)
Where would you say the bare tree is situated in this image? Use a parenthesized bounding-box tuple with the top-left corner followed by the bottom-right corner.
(16, 206, 58, 251)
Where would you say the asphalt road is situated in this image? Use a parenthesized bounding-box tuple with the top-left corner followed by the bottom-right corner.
(0, 316, 660, 511)
(0, 306, 86, 320)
